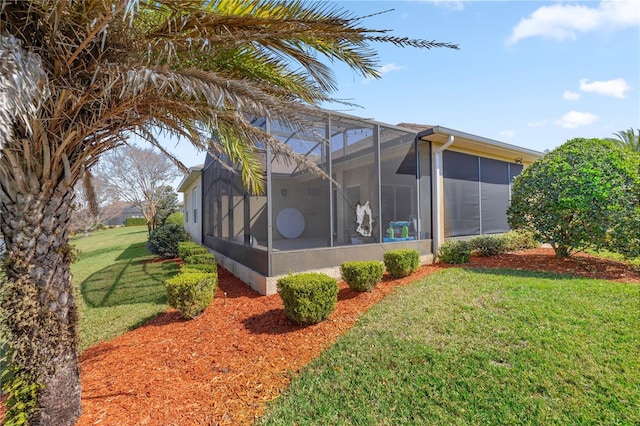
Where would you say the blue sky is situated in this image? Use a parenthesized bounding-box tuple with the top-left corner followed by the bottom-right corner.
(165, 0, 639, 188)
(325, 0, 639, 152)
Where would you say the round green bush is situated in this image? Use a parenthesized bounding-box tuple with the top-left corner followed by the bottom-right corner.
(165, 211, 184, 226)
(501, 230, 540, 252)
(277, 272, 338, 325)
(147, 223, 191, 258)
(165, 272, 218, 319)
(437, 240, 472, 264)
(177, 241, 209, 259)
(470, 235, 508, 257)
(383, 249, 420, 278)
(181, 263, 218, 274)
(340, 261, 384, 292)
(183, 252, 216, 265)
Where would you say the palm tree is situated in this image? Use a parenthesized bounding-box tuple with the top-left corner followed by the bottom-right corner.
(610, 128, 640, 152)
(0, 0, 457, 423)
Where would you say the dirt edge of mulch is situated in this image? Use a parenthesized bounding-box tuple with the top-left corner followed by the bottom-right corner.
(1, 248, 638, 425)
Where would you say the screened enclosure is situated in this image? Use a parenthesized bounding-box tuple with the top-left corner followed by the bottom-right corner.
(196, 111, 539, 290)
(201, 111, 432, 278)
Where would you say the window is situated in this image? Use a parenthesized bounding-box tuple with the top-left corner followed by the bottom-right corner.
(192, 187, 198, 224)
(443, 151, 480, 237)
(184, 194, 189, 223)
(443, 151, 523, 237)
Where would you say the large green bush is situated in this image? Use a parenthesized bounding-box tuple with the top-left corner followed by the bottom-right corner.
(383, 249, 420, 278)
(437, 240, 472, 264)
(508, 138, 640, 258)
(277, 273, 338, 325)
(165, 211, 185, 226)
(340, 261, 384, 292)
(165, 272, 218, 319)
(147, 223, 191, 258)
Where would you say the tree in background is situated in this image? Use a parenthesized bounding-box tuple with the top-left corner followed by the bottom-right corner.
(608, 128, 640, 152)
(70, 172, 114, 237)
(97, 146, 180, 234)
(508, 138, 640, 258)
(0, 1, 457, 423)
(155, 186, 180, 227)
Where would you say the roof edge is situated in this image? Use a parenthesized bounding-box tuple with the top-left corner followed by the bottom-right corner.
(417, 125, 544, 158)
(176, 165, 204, 192)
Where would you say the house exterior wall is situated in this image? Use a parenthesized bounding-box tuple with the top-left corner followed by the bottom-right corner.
(181, 176, 202, 243)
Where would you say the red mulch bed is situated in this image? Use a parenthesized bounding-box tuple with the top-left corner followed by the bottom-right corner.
(467, 247, 640, 283)
(1, 248, 638, 424)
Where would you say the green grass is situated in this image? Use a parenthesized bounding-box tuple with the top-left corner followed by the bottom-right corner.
(258, 268, 640, 425)
(585, 249, 640, 270)
(71, 226, 179, 350)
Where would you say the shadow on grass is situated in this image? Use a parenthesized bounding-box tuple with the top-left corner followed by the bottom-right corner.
(81, 246, 180, 308)
(114, 242, 150, 261)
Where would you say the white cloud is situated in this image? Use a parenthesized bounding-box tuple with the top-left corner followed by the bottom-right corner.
(379, 63, 403, 76)
(528, 120, 547, 128)
(579, 78, 632, 98)
(363, 63, 403, 84)
(563, 91, 581, 101)
(500, 130, 515, 139)
(428, 0, 464, 11)
(554, 111, 598, 128)
(507, 1, 639, 44)
(411, 0, 464, 11)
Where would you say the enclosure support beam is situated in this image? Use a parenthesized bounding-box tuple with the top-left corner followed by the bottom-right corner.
(373, 124, 381, 243)
(326, 115, 334, 247)
(266, 118, 273, 277)
(432, 135, 454, 255)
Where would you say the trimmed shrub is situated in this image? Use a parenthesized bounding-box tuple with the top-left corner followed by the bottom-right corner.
(470, 235, 508, 257)
(165, 272, 218, 319)
(502, 229, 540, 252)
(277, 272, 338, 325)
(183, 252, 216, 265)
(148, 223, 192, 258)
(165, 211, 184, 226)
(181, 263, 218, 274)
(383, 249, 420, 278)
(340, 261, 384, 292)
(437, 240, 472, 264)
(125, 217, 147, 227)
(177, 241, 209, 259)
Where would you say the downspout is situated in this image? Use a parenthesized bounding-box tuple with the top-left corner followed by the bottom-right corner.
(432, 135, 454, 257)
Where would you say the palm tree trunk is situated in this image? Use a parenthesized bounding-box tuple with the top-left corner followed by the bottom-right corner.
(0, 183, 81, 425)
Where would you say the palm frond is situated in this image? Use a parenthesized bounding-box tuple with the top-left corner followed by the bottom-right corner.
(1, 0, 458, 193)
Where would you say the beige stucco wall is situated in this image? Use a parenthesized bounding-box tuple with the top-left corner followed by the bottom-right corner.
(183, 178, 202, 244)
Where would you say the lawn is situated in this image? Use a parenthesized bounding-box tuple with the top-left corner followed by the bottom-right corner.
(71, 226, 180, 350)
(258, 268, 640, 425)
(587, 249, 640, 270)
